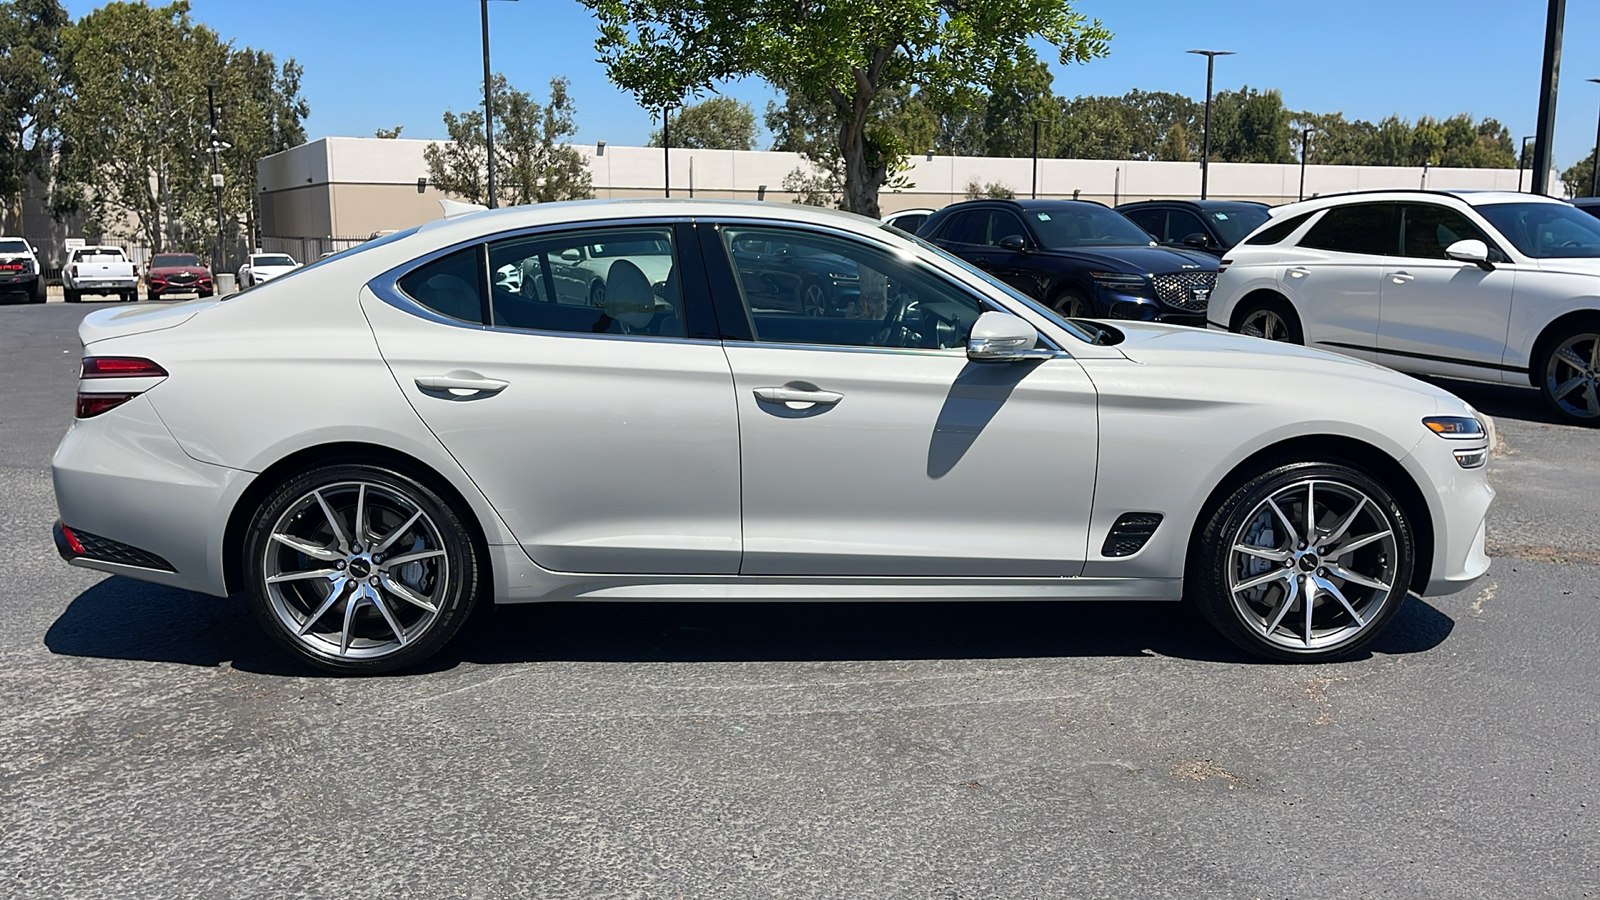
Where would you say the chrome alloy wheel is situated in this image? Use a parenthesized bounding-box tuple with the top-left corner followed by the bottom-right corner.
(1239, 307, 1291, 342)
(262, 481, 449, 662)
(1544, 331, 1600, 421)
(799, 282, 828, 316)
(1227, 478, 1402, 653)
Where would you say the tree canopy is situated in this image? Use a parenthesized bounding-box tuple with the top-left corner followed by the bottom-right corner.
(424, 75, 594, 207)
(648, 96, 757, 150)
(0, 0, 69, 234)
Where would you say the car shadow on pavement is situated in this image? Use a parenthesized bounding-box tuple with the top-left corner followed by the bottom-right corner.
(45, 576, 1455, 677)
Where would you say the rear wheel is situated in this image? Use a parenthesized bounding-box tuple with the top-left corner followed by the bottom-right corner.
(1536, 317, 1600, 425)
(798, 280, 828, 316)
(1234, 296, 1303, 344)
(1189, 461, 1413, 662)
(243, 463, 484, 674)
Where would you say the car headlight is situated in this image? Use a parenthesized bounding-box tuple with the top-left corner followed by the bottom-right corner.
(1090, 271, 1147, 291)
(1422, 416, 1485, 439)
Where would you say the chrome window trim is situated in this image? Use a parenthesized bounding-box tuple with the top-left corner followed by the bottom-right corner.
(369, 216, 708, 344)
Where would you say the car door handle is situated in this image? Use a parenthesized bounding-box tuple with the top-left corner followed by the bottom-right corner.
(415, 372, 510, 396)
(1287, 266, 1311, 278)
(753, 386, 844, 406)
(1389, 272, 1414, 284)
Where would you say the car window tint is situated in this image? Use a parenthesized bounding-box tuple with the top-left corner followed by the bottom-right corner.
(1299, 203, 1397, 256)
(989, 211, 1030, 246)
(1475, 202, 1600, 259)
(486, 227, 685, 337)
(1167, 210, 1209, 244)
(888, 213, 928, 234)
(718, 226, 983, 351)
(940, 211, 986, 245)
(397, 247, 485, 324)
(1245, 211, 1316, 245)
(1123, 208, 1166, 241)
(1399, 204, 1494, 260)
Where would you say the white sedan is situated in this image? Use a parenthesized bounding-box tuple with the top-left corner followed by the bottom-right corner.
(52, 200, 1492, 673)
(237, 252, 300, 287)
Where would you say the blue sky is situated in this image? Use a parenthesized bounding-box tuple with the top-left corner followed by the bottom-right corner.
(63, 0, 1600, 169)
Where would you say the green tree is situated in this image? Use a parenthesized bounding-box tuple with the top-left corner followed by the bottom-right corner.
(0, 0, 68, 235)
(981, 46, 1058, 159)
(424, 74, 593, 207)
(374, 125, 404, 139)
(648, 96, 757, 149)
(582, 0, 1110, 217)
(1564, 148, 1598, 198)
(963, 178, 1014, 199)
(1207, 87, 1293, 163)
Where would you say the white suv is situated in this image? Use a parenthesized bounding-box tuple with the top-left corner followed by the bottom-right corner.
(1210, 190, 1600, 423)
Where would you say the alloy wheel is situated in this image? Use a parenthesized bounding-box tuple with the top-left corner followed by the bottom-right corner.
(1227, 478, 1402, 653)
(800, 282, 828, 316)
(1543, 331, 1600, 421)
(1239, 307, 1291, 342)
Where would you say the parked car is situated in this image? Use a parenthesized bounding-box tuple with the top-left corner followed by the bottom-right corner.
(727, 232, 861, 315)
(882, 207, 936, 235)
(145, 252, 213, 300)
(1572, 197, 1600, 220)
(237, 252, 301, 287)
(0, 236, 45, 303)
(52, 200, 1491, 674)
(1117, 199, 1271, 256)
(63, 246, 138, 303)
(1210, 189, 1600, 424)
(920, 199, 1219, 324)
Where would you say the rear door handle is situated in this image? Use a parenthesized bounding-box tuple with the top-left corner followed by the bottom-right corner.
(1389, 271, 1414, 284)
(1286, 266, 1311, 278)
(415, 372, 510, 396)
(753, 386, 844, 407)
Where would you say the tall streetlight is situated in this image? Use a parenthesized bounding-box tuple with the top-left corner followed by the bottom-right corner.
(480, 0, 519, 209)
(204, 81, 229, 274)
(1188, 49, 1234, 200)
(662, 105, 674, 198)
(1518, 135, 1534, 192)
(1530, 0, 1565, 196)
(1588, 79, 1600, 197)
(1298, 127, 1314, 202)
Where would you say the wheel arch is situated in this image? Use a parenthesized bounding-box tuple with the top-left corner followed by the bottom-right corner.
(1526, 308, 1600, 388)
(222, 441, 494, 598)
(1185, 434, 1434, 595)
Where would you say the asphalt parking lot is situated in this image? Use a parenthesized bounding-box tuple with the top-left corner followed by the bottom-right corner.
(2, 300, 1596, 898)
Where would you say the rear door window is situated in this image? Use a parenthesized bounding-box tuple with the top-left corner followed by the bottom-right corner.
(487, 226, 686, 337)
(1299, 204, 1398, 256)
(1123, 208, 1167, 241)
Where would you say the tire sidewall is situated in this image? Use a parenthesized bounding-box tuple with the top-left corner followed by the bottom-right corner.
(1234, 296, 1304, 344)
(1190, 460, 1414, 662)
(1536, 318, 1600, 425)
(242, 462, 482, 674)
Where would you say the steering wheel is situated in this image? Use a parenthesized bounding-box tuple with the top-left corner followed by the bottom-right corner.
(871, 287, 924, 347)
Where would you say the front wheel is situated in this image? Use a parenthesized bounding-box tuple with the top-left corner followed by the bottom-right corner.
(1536, 318, 1600, 425)
(1050, 288, 1092, 318)
(1234, 297, 1303, 344)
(243, 463, 484, 674)
(1189, 461, 1414, 662)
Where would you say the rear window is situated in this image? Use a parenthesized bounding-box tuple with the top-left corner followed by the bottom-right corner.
(1298, 204, 1397, 256)
(1245, 211, 1316, 246)
(73, 248, 126, 262)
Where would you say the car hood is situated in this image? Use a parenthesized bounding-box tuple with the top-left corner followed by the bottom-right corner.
(1535, 257, 1600, 277)
(1040, 245, 1217, 274)
(1103, 321, 1458, 405)
(79, 298, 217, 345)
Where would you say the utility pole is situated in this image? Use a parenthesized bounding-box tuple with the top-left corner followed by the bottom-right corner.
(1031, 119, 1039, 199)
(206, 81, 225, 274)
(1588, 79, 1600, 197)
(1188, 50, 1235, 201)
(1518, 135, 1534, 192)
(1531, 0, 1565, 195)
(663, 106, 672, 198)
(480, 0, 497, 208)
(1298, 127, 1314, 202)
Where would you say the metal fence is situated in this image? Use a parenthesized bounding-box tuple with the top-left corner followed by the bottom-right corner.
(259, 235, 371, 264)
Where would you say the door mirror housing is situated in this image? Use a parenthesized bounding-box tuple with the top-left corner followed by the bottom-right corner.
(559, 247, 583, 262)
(1182, 232, 1213, 248)
(997, 234, 1029, 253)
(1445, 239, 1493, 270)
(967, 310, 1057, 362)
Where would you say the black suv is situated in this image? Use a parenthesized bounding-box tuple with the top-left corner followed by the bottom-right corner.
(920, 199, 1219, 325)
(1116, 199, 1270, 257)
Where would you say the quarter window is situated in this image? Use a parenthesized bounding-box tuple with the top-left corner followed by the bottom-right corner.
(719, 226, 983, 351)
(486, 227, 685, 337)
(1299, 203, 1398, 256)
(397, 246, 485, 323)
(1245, 211, 1315, 245)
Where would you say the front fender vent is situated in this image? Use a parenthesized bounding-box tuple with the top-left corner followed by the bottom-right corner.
(1101, 513, 1164, 558)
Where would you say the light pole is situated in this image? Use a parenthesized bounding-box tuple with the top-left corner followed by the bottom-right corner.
(1031, 119, 1039, 199)
(1530, 0, 1565, 196)
(1588, 78, 1600, 197)
(1298, 127, 1314, 202)
(205, 81, 227, 274)
(662, 105, 673, 198)
(1518, 135, 1534, 192)
(1188, 49, 1235, 200)
(480, 0, 518, 209)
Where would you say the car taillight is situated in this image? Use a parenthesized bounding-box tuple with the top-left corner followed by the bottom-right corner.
(1217, 258, 1232, 275)
(76, 392, 138, 418)
(81, 357, 168, 378)
(71, 265, 78, 278)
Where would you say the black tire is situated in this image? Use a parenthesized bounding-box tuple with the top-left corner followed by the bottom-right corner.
(123, 289, 137, 302)
(1232, 295, 1303, 344)
(64, 288, 80, 303)
(30, 279, 46, 304)
(1534, 316, 1600, 425)
(1188, 460, 1414, 662)
(243, 463, 484, 675)
(1049, 287, 1093, 318)
(589, 281, 605, 307)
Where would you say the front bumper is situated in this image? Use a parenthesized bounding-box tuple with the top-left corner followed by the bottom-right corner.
(1405, 432, 1495, 597)
(1095, 289, 1207, 327)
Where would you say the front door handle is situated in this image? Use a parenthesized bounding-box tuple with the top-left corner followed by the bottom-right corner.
(415, 372, 510, 397)
(1287, 266, 1311, 278)
(753, 386, 844, 407)
(1389, 271, 1415, 284)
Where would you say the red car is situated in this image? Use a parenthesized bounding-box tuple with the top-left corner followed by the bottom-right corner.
(145, 252, 213, 300)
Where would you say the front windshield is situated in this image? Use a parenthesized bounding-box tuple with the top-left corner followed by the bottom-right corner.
(883, 224, 1103, 345)
(1476, 202, 1600, 259)
(151, 254, 200, 267)
(1207, 206, 1271, 246)
(1026, 204, 1156, 248)
(254, 254, 297, 267)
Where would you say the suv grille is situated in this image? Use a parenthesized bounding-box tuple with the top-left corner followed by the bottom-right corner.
(1151, 271, 1216, 311)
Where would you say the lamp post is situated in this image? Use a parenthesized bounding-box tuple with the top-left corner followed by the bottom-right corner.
(662, 105, 673, 198)
(1298, 127, 1314, 202)
(1588, 79, 1600, 197)
(1031, 119, 1039, 199)
(1518, 135, 1534, 192)
(1188, 49, 1235, 200)
(204, 81, 228, 274)
(1530, 0, 1565, 196)
(480, 0, 519, 209)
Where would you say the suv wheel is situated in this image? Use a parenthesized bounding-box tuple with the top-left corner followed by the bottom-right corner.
(1536, 317, 1600, 425)
(1050, 287, 1092, 318)
(1234, 296, 1303, 344)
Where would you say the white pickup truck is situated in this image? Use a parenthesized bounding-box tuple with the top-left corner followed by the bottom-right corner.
(63, 245, 139, 303)
(0, 237, 45, 303)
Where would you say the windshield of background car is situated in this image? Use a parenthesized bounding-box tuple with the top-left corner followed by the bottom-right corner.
(0, 239, 27, 253)
(254, 254, 297, 267)
(586, 238, 670, 258)
(1476, 203, 1600, 258)
(883, 225, 1103, 345)
(1027, 205, 1156, 248)
(1207, 206, 1271, 246)
(151, 254, 201, 267)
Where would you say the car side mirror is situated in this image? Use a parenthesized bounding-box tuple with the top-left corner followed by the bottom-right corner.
(997, 234, 1028, 253)
(967, 311, 1057, 362)
(559, 248, 582, 262)
(1182, 233, 1213, 248)
(1445, 239, 1493, 271)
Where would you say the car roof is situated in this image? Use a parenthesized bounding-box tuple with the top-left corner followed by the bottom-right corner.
(416, 198, 894, 247)
(1116, 199, 1268, 211)
(1265, 188, 1568, 219)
